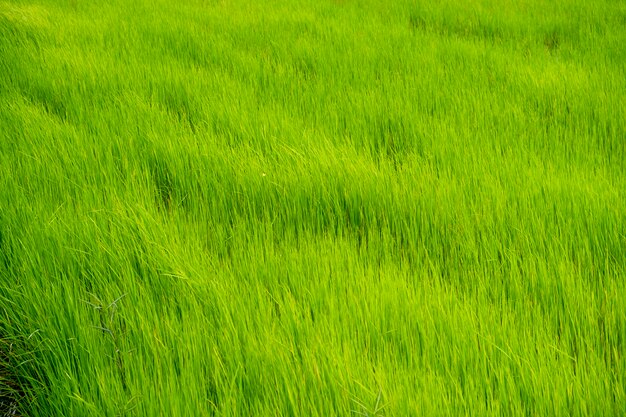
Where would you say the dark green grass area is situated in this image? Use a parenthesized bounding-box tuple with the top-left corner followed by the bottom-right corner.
(1, 0, 625, 415)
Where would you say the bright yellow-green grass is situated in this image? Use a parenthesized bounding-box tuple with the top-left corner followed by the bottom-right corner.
(1, 0, 625, 415)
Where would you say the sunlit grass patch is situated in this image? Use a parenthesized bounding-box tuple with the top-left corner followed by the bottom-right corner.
(1, 0, 625, 415)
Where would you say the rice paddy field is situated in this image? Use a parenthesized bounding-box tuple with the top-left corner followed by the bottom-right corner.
(1, 0, 625, 415)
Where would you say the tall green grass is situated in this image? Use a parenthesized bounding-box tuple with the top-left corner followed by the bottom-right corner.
(1, 0, 625, 415)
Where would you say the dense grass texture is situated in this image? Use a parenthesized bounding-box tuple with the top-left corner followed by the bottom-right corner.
(1, 0, 625, 415)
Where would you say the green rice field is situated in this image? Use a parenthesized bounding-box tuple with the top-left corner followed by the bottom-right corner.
(1, 0, 625, 415)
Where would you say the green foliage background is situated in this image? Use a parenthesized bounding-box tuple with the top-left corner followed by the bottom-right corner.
(1, 0, 625, 415)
